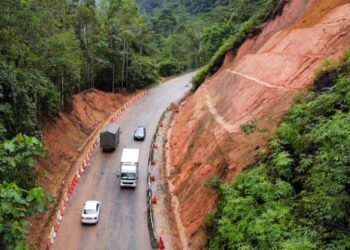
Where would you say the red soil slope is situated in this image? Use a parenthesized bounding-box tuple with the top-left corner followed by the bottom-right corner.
(28, 89, 130, 247)
(167, 0, 350, 249)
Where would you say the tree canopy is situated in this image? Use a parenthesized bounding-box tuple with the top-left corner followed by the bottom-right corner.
(0, 134, 52, 249)
(0, 0, 161, 140)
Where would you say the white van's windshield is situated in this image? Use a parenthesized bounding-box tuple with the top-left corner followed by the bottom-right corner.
(121, 172, 136, 180)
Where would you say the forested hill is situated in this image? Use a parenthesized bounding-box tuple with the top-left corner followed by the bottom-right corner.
(0, 0, 277, 141)
(136, 0, 163, 13)
(136, 0, 229, 13)
(0, 1, 158, 248)
(0, 0, 160, 141)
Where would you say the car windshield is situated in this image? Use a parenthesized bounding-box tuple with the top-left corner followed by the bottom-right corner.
(136, 128, 144, 133)
(121, 172, 136, 180)
(83, 209, 96, 215)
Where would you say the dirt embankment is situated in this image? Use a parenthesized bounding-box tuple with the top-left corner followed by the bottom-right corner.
(167, 0, 350, 249)
(28, 88, 131, 246)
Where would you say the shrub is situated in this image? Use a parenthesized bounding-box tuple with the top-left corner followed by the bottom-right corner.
(0, 182, 52, 249)
(240, 118, 257, 134)
(158, 58, 182, 77)
(0, 134, 46, 190)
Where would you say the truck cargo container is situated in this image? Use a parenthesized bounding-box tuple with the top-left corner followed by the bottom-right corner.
(100, 124, 120, 152)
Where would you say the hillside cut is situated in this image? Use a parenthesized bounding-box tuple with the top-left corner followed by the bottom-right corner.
(166, 0, 350, 249)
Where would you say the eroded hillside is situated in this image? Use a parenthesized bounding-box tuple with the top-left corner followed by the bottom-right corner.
(28, 89, 130, 246)
(166, 0, 350, 248)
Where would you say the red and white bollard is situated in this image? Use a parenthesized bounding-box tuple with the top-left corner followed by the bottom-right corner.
(158, 236, 165, 249)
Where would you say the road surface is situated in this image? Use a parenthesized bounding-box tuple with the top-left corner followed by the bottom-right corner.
(53, 72, 195, 250)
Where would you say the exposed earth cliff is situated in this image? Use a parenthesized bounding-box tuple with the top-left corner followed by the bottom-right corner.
(167, 0, 350, 248)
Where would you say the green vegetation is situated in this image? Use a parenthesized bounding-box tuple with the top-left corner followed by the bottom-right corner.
(192, 0, 278, 89)
(206, 52, 350, 249)
(137, 0, 230, 14)
(240, 118, 257, 134)
(0, 62, 60, 140)
(0, 182, 51, 250)
(0, 0, 160, 140)
(0, 134, 51, 249)
(146, 6, 202, 77)
(0, 134, 46, 190)
(137, 0, 279, 80)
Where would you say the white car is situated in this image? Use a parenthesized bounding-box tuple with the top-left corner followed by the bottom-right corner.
(81, 201, 101, 224)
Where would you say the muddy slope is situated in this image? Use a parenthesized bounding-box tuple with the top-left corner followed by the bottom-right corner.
(167, 0, 350, 249)
(28, 89, 130, 246)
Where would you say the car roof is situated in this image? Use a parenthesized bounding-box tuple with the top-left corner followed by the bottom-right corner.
(84, 200, 100, 209)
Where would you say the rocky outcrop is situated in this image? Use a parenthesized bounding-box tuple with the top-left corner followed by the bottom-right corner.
(167, 0, 350, 249)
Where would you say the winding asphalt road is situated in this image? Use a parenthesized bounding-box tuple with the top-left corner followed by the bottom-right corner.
(53, 72, 195, 250)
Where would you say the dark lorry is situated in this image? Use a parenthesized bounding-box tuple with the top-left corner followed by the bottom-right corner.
(100, 124, 120, 152)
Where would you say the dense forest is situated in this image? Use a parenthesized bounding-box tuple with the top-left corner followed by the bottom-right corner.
(0, 0, 160, 142)
(0, 0, 276, 141)
(137, 0, 230, 14)
(141, 0, 278, 80)
(207, 52, 350, 249)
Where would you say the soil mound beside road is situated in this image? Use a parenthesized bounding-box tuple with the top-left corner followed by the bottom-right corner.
(167, 1, 350, 249)
(28, 88, 131, 247)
